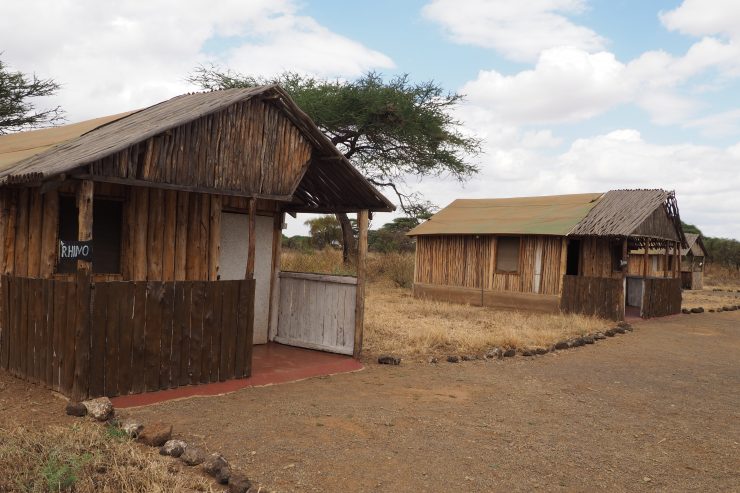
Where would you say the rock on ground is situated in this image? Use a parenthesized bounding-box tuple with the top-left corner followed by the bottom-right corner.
(228, 474, 253, 493)
(138, 422, 173, 447)
(180, 446, 206, 466)
(446, 355, 460, 363)
(160, 439, 187, 458)
(554, 341, 569, 350)
(121, 420, 144, 438)
(502, 348, 516, 357)
(378, 355, 401, 365)
(65, 401, 87, 417)
(203, 453, 231, 484)
(82, 397, 114, 421)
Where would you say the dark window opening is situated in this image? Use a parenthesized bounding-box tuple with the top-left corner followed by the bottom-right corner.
(667, 256, 674, 271)
(495, 236, 520, 272)
(611, 242, 624, 271)
(566, 239, 581, 276)
(58, 196, 123, 274)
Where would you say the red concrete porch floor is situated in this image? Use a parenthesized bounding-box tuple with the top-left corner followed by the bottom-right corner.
(111, 343, 363, 409)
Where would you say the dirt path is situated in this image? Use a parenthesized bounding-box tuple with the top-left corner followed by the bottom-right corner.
(125, 312, 740, 492)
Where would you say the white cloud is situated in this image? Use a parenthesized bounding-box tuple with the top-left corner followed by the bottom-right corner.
(660, 0, 740, 39)
(404, 129, 740, 239)
(685, 108, 740, 138)
(0, 0, 393, 122)
(422, 0, 605, 62)
(461, 47, 630, 125)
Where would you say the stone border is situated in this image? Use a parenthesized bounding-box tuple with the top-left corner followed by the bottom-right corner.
(375, 322, 636, 366)
(682, 304, 739, 314)
(64, 397, 265, 493)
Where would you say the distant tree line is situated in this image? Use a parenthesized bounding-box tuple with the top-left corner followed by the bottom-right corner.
(284, 205, 435, 254)
(682, 222, 740, 270)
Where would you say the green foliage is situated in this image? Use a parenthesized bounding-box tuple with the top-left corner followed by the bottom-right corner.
(104, 425, 129, 442)
(704, 236, 740, 270)
(681, 221, 703, 235)
(40, 450, 92, 491)
(368, 204, 436, 253)
(188, 67, 480, 212)
(304, 215, 343, 249)
(282, 234, 313, 252)
(0, 57, 63, 134)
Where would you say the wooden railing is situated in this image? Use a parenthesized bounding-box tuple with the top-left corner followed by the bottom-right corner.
(0, 275, 254, 399)
(560, 275, 624, 321)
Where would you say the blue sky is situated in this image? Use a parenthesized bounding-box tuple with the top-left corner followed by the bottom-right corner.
(1, 0, 738, 238)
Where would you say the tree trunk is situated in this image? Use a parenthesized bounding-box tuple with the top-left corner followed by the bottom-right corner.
(336, 212, 355, 265)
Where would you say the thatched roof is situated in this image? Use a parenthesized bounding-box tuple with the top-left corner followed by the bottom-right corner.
(681, 233, 706, 257)
(0, 86, 394, 213)
(409, 189, 684, 244)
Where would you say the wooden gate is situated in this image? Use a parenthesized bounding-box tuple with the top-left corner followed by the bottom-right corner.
(274, 272, 356, 355)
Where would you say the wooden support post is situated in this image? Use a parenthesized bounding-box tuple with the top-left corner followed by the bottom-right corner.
(664, 242, 670, 278)
(267, 212, 283, 341)
(674, 241, 679, 278)
(76, 180, 94, 274)
(621, 238, 628, 278)
(72, 179, 93, 400)
(245, 198, 256, 279)
(642, 240, 649, 279)
(558, 237, 568, 295)
(353, 210, 368, 359)
(208, 195, 222, 281)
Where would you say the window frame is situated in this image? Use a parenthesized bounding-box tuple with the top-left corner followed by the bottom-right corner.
(56, 194, 125, 275)
(495, 235, 521, 274)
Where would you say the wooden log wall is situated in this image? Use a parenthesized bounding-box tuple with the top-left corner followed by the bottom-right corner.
(88, 98, 313, 197)
(627, 253, 669, 278)
(0, 188, 59, 278)
(0, 275, 255, 399)
(414, 235, 563, 295)
(560, 275, 624, 321)
(579, 237, 622, 279)
(642, 278, 682, 318)
(0, 184, 278, 282)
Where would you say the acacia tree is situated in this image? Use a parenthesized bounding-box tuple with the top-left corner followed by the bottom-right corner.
(188, 67, 481, 262)
(0, 57, 63, 134)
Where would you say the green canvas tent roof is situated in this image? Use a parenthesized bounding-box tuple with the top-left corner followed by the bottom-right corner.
(407, 193, 603, 236)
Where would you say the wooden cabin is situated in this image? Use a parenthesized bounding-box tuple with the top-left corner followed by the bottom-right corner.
(680, 233, 707, 289)
(627, 232, 706, 289)
(408, 190, 686, 321)
(0, 86, 394, 400)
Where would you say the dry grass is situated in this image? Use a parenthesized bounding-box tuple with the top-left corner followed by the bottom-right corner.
(282, 249, 613, 360)
(0, 421, 213, 492)
(281, 249, 415, 287)
(682, 288, 740, 311)
(364, 282, 607, 360)
(704, 264, 740, 288)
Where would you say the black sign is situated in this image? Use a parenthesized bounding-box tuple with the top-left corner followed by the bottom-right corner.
(59, 240, 93, 261)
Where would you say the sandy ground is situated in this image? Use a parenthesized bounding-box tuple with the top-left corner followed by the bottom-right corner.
(122, 311, 740, 492)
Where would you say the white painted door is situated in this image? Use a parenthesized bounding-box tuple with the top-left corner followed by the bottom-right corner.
(219, 213, 274, 344)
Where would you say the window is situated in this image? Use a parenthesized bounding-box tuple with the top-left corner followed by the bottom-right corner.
(667, 256, 674, 271)
(496, 236, 520, 272)
(57, 196, 123, 274)
(611, 243, 624, 271)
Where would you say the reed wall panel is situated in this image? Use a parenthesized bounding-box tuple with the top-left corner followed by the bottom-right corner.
(414, 235, 564, 295)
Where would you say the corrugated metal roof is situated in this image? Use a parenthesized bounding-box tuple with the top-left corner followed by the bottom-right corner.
(407, 193, 603, 236)
(568, 189, 670, 237)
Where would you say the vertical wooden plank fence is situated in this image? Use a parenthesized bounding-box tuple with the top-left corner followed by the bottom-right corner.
(642, 278, 682, 318)
(559, 275, 625, 321)
(0, 275, 255, 399)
